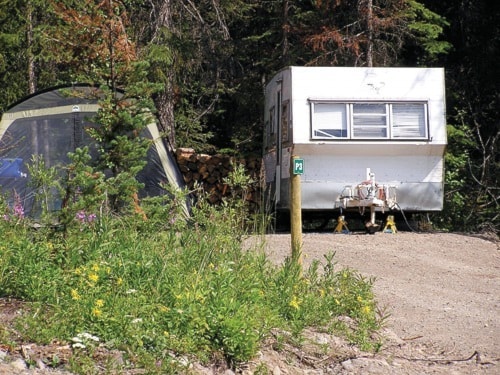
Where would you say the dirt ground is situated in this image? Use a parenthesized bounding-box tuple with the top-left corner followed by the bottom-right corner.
(253, 230, 499, 374)
(1, 231, 499, 374)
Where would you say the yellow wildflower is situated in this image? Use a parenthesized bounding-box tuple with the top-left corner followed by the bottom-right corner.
(116, 277, 123, 286)
(319, 289, 325, 297)
(95, 299, 104, 308)
(92, 307, 102, 317)
(289, 295, 301, 310)
(362, 305, 372, 315)
(357, 295, 363, 302)
(88, 273, 99, 283)
(91, 263, 100, 272)
(71, 289, 81, 300)
(159, 305, 170, 313)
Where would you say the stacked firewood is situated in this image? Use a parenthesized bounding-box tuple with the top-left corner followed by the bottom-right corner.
(175, 148, 262, 212)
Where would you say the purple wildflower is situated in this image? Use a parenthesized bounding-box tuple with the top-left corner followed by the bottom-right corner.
(75, 210, 98, 229)
(76, 210, 87, 223)
(13, 192, 24, 219)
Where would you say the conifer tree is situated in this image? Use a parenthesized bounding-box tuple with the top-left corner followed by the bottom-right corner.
(302, 0, 451, 66)
(49, 0, 161, 213)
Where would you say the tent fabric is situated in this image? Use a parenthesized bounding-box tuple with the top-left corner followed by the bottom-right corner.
(0, 158, 24, 178)
(0, 85, 187, 217)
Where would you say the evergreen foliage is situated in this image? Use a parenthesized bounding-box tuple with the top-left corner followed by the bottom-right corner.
(0, 0, 497, 231)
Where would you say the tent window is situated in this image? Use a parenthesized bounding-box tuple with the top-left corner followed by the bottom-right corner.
(310, 101, 428, 140)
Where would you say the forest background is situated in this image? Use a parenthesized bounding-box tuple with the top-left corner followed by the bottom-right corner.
(0, 0, 498, 233)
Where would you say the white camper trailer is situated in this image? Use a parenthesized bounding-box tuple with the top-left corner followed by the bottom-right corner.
(263, 66, 447, 230)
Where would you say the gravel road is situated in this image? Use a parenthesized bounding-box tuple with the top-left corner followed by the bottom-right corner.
(257, 231, 499, 374)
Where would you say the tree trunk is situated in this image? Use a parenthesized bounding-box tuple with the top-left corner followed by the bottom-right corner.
(366, 0, 374, 67)
(27, 1, 36, 94)
(156, 89, 176, 147)
(282, 0, 290, 66)
(150, 0, 177, 147)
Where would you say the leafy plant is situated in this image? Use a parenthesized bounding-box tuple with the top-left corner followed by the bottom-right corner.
(26, 154, 64, 223)
(0, 163, 382, 372)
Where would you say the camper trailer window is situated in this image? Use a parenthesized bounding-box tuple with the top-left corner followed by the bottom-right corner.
(310, 101, 428, 140)
(352, 104, 388, 138)
(269, 106, 276, 135)
(281, 101, 290, 143)
(392, 103, 427, 138)
(268, 108, 277, 147)
(311, 103, 348, 138)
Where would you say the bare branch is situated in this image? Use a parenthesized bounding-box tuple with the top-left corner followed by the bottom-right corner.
(211, 0, 230, 40)
(182, 0, 205, 24)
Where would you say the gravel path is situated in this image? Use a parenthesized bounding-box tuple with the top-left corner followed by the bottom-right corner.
(258, 231, 499, 373)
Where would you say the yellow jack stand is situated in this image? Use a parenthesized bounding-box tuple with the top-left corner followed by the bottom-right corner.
(383, 215, 397, 233)
(334, 215, 350, 234)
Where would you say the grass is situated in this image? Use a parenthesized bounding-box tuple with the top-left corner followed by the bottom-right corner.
(0, 186, 383, 373)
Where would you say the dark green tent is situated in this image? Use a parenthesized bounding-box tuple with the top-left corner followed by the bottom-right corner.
(0, 85, 187, 217)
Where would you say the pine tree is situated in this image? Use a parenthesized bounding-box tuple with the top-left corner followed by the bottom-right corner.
(130, 0, 256, 151)
(49, 0, 162, 213)
(302, 0, 451, 66)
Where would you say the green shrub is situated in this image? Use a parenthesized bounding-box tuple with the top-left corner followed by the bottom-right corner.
(0, 168, 382, 372)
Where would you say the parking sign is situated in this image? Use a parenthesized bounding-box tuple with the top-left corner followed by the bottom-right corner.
(293, 158, 304, 175)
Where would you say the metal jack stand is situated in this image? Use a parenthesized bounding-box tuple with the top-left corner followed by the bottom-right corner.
(383, 215, 397, 233)
(334, 215, 350, 234)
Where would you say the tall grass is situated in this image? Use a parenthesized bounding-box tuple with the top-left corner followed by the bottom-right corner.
(0, 172, 382, 373)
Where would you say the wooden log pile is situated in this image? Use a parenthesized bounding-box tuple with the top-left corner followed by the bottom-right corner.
(175, 148, 262, 212)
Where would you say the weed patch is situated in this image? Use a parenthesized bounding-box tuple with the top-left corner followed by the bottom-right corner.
(0, 169, 383, 372)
